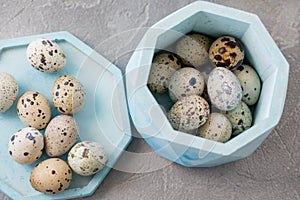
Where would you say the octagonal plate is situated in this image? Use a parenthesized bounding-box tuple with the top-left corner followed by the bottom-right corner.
(0, 32, 132, 199)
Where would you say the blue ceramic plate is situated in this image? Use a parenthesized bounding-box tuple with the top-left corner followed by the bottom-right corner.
(0, 32, 132, 199)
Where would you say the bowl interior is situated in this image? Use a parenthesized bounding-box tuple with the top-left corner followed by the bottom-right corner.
(148, 10, 281, 138)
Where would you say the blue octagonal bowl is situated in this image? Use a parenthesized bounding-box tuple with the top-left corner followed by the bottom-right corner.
(0, 32, 132, 199)
(125, 1, 289, 167)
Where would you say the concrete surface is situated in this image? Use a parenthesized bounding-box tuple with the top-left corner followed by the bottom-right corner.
(0, 0, 299, 199)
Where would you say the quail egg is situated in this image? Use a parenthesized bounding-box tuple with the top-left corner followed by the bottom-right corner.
(196, 113, 232, 143)
(68, 141, 108, 176)
(207, 67, 242, 111)
(0, 72, 18, 113)
(175, 33, 212, 67)
(168, 67, 205, 102)
(30, 158, 72, 194)
(226, 101, 252, 135)
(17, 91, 51, 130)
(44, 115, 79, 157)
(209, 36, 244, 70)
(148, 52, 181, 93)
(167, 95, 210, 132)
(233, 64, 261, 106)
(8, 127, 44, 164)
(52, 75, 86, 115)
(26, 38, 66, 73)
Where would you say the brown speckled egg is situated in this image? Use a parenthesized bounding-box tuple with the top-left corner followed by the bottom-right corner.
(26, 38, 66, 73)
(45, 115, 79, 157)
(8, 127, 44, 164)
(209, 36, 244, 70)
(17, 91, 51, 130)
(167, 95, 210, 132)
(175, 33, 212, 67)
(168, 67, 205, 102)
(52, 75, 86, 115)
(196, 113, 232, 143)
(30, 158, 72, 194)
(233, 64, 261, 106)
(226, 101, 252, 135)
(68, 141, 108, 176)
(0, 72, 19, 113)
(148, 52, 181, 93)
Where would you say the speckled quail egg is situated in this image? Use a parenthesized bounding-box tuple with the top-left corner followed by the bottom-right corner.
(167, 95, 210, 132)
(168, 67, 205, 102)
(209, 36, 244, 70)
(196, 113, 232, 143)
(0, 72, 18, 113)
(30, 158, 72, 194)
(52, 75, 86, 115)
(68, 141, 108, 176)
(44, 115, 79, 157)
(148, 52, 181, 93)
(175, 33, 212, 67)
(8, 127, 44, 164)
(26, 38, 66, 73)
(226, 101, 252, 135)
(17, 91, 51, 130)
(207, 67, 242, 111)
(233, 64, 261, 106)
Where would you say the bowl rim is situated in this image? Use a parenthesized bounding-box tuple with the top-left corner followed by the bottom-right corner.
(126, 1, 289, 158)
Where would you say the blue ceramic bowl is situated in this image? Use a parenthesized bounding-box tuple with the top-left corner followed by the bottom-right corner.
(0, 32, 132, 199)
(125, 1, 289, 167)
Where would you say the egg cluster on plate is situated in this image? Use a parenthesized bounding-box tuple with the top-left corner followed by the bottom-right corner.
(1, 38, 108, 194)
(148, 33, 261, 143)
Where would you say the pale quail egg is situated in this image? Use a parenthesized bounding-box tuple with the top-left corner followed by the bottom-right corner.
(233, 64, 261, 105)
(226, 101, 252, 135)
(167, 95, 210, 132)
(175, 33, 212, 67)
(30, 158, 72, 194)
(209, 36, 244, 70)
(68, 141, 108, 176)
(148, 52, 181, 93)
(26, 38, 66, 73)
(44, 115, 79, 157)
(52, 75, 86, 115)
(8, 127, 44, 164)
(0, 72, 18, 113)
(168, 67, 205, 102)
(17, 91, 51, 130)
(207, 67, 242, 111)
(196, 113, 232, 143)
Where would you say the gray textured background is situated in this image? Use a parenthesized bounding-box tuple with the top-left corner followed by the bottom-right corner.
(1, 0, 299, 199)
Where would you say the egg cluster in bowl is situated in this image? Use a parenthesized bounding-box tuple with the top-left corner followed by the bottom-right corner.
(125, 1, 289, 167)
(148, 33, 261, 143)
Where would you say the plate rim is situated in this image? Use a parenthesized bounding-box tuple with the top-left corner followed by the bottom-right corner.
(0, 31, 132, 200)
